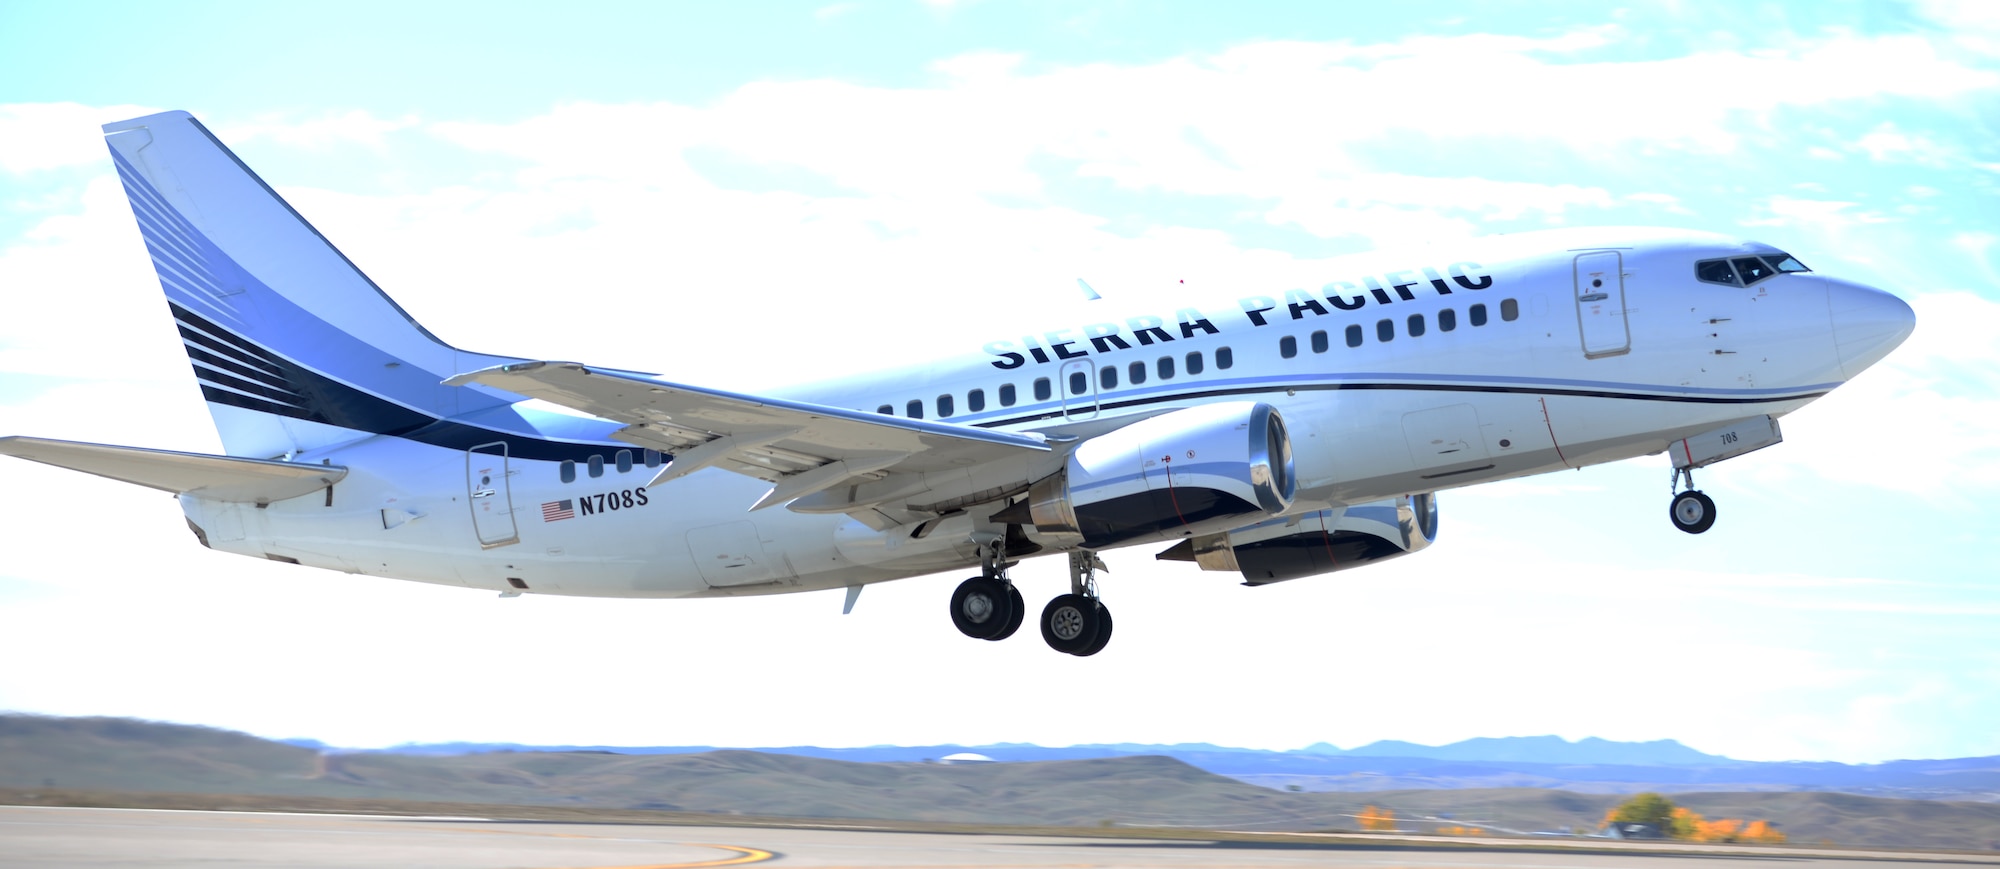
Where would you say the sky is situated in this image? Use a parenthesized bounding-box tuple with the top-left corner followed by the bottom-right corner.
(1, 1, 1996, 764)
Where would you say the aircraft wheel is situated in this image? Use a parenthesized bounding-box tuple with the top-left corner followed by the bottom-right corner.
(989, 583, 1027, 641)
(1670, 490, 1717, 534)
(950, 576, 1015, 640)
(1040, 594, 1103, 655)
(1074, 605, 1113, 657)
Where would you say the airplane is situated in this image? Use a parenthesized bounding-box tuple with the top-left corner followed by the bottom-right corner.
(0, 111, 1917, 656)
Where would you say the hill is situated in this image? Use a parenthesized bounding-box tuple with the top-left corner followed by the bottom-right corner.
(8, 715, 2000, 849)
(356, 734, 2000, 802)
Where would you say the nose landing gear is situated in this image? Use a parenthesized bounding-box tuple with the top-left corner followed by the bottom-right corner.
(1669, 467, 1716, 534)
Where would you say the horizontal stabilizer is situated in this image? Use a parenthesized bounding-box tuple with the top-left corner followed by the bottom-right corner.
(0, 436, 347, 504)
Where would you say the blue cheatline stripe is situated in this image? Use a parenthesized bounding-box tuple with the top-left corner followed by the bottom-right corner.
(167, 302, 639, 464)
(962, 376, 1831, 429)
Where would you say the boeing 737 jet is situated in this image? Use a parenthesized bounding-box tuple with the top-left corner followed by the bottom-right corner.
(0, 111, 1917, 656)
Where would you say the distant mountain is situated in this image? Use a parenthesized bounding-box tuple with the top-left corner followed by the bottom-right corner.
(369, 736, 1729, 766)
(1332, 736, 1731, 766)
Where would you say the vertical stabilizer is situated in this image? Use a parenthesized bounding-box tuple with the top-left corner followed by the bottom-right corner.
(102, 111, 520, 459)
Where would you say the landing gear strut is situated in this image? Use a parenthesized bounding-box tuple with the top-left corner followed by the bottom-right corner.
(949, 539, 1023, 641)
(1041, 551, 1113, 657)
(1669, 467, 1716, 535)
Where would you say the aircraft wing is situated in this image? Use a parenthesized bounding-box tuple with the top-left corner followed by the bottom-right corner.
(0, 436, 348, 504)
(448, 362, 1053, 514)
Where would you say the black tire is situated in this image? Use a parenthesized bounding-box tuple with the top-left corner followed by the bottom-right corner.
(989, 583, 1026, 641)
(1074, 605, 1113, 657)
(1670, 490, 1716, 534)
(950, 577, 1013, 640)
(1040, 593, 1102, 655)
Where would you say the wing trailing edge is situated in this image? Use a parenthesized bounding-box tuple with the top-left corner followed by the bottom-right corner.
(0, 436, 347, 504)
(449, 362, 1054, 515)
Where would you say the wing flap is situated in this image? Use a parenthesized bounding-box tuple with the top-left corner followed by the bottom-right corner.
(448, 362, 1053, 512)
(0, 436, 347, 504)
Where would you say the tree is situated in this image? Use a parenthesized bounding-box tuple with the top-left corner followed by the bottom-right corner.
(1604, 795, 1783, 844)
(1606, 792, 1678, 831)
(1357, 805, 1397, 832)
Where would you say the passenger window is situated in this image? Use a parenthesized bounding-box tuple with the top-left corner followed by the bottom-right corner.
(1099, 365, 1117, 390)
(1470, 304, 1488, 327)
(1407, 314, 1425, 338)
(968, 389, 985, 412)
(937, 394, 954, 418)
(1128, 361, 1146, 385)
(1216, 347, 1233, 369)
(616, 449, 633, 473)
(906, 399, 923, 419)
(1696, 259, 1739, 285)
(560, 460, 576, 483)
(1280, 335, 1297, 359)
(588, 455, 604, 478)
(1501, 298, 1520, 321)
(1345, 324, 1363, 348)
(1186, 352, 1205, 375)
(644, 449, 662, 468)
(1000, 383, 1017, 406)
(1069, 371, 1088, 395)
(1158, 355, 1175, 379)
(1034, 378, 1051, 401)
(1311, 330, 1328, 353)
(877, 404, 893, 415)
(1438, 308, 1457, 332)
(1377, 319, 1394, 342)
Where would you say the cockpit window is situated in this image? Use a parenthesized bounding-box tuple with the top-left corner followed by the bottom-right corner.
(1734, 257, 1775, 285)
(1766, 253, 1810, 273)
(1696, 259, 1738, 285)
(1697, 253, 1811, 287)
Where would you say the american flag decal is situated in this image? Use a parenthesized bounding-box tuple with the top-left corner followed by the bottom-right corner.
(541, 499, 575, 522)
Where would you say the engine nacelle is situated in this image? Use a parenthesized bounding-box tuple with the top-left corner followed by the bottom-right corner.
(1003, 402, 1295, 549)
(1159, 493, 1439, 585)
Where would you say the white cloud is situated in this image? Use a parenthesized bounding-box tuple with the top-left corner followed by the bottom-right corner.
(0, 102, 159, 174)
(213, 109, 419, 151)
(814, 2, 858, 21)
(1742, 195, 1893, 229)
(1855, 122, 1963, 168)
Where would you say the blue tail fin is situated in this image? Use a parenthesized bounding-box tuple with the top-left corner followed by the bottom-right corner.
(103, 111, 522, 459)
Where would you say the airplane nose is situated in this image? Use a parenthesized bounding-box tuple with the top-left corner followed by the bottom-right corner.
(1827, 282, 1917, 379)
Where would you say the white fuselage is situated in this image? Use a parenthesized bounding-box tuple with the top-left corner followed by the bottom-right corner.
(180, 228, 1873, 598)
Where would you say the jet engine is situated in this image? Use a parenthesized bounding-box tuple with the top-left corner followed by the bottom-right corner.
(997, 401, 1294, 549)
(1158, 493, 1438, 585)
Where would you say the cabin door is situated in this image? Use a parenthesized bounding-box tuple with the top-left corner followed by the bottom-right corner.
(467, 442, 520, 548)
(1574, 251, 1632, 358)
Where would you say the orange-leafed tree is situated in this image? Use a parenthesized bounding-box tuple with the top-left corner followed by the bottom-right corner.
(1740, 820, 1787, 844)
(1357, 805, 1397, 831)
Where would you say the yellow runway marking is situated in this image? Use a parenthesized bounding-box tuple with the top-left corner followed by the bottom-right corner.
(431, 827, 775, 868)
(570, 843, 776, 869)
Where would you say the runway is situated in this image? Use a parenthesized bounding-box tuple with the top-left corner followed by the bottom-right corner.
(3, 805, 1993, 869)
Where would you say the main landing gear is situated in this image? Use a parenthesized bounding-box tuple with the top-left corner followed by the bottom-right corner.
(948, 544, 1113, 656)
(1042, 552, 1113, 657)
(949, 542, 1025, 641)
(1669, 467, 1716, 535)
